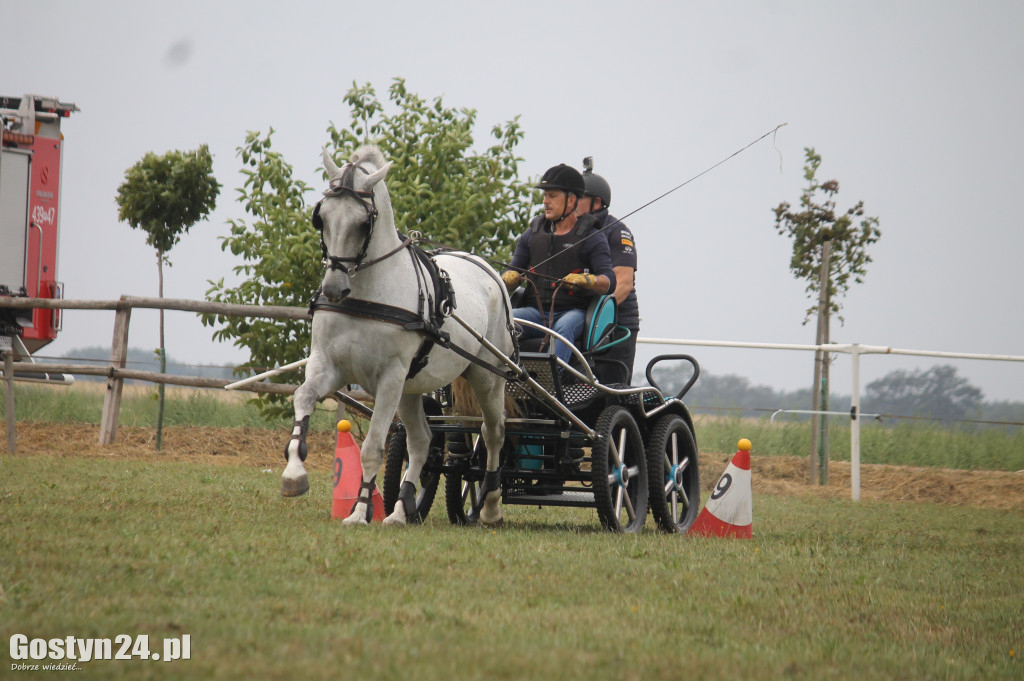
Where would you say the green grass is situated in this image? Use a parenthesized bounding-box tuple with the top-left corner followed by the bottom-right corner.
(1, 455, 1022, 681)
(694, 414, 1024, 471)
(1, 383, 342, 432)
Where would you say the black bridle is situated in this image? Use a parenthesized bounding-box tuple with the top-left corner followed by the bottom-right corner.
(312, 162, 379, 274)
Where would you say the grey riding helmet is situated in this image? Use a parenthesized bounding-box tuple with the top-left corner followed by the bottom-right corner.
(581, 156, 611, 208)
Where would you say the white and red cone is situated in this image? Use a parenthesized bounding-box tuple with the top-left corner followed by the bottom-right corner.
(688, 438, 753, 539)
(331, 420, 385, 521)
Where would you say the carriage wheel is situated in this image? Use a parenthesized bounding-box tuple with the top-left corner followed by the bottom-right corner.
(382, 425, 443, 523)
(444, 460, 483, 526)
(444, 435, 511, 526)
(646, 415, 700, 533)
(591, 406, 648, 533)
(444, 434, 484, 526)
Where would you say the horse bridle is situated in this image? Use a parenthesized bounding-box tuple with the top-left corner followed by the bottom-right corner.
(312, 162, 379, 274)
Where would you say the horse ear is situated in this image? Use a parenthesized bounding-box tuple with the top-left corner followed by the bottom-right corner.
(322, 147, 342, 180)
(364, 161, 392, 190)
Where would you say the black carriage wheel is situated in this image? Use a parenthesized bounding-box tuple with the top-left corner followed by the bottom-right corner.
(444, 461, 483, 526)
(591, 406, 648, 533)
(444, 434, 483, 526)
(382, 426, 443, 523)
(646, 415, 700, 533)
(444, 435, 510, 526)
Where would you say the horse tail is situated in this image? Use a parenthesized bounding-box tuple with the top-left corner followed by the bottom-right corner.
(451, 377, 479, 416)
(451, 376, 521, 418)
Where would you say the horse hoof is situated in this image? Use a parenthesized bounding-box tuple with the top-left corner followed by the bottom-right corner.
(382, 511, 407, 527)
(480, 516, 505, 529)
(281, 475, 309, 497)
(341, 516, 369, 527)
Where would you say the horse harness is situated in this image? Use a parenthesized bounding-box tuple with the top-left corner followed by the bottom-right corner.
(309, 161, 518, 381)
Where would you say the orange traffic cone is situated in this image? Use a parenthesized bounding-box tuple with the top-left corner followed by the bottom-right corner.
(688, 438, 753, 539)
(331, 420, 385, 521)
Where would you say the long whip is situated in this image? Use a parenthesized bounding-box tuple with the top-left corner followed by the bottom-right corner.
(523, 122, 788, 273)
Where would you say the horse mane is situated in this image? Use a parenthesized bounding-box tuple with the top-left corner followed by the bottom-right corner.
(349, 144, 387, 171)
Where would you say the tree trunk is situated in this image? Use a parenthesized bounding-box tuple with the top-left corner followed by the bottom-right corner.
(156, 250, 166, 451)
(819, 291, 831, 485)
(809, 240, 833, 485)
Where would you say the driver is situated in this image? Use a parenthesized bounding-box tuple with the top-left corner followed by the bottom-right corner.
(501, 164, 615, 366)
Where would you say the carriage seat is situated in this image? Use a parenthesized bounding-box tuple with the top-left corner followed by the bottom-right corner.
(512, 293, 627, 357)
(509, 294, 633, 409)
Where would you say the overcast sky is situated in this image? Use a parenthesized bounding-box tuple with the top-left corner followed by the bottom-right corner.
(7, 0, 1023, 402)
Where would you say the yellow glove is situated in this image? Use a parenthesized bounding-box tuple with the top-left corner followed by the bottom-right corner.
(562, 272, 597, 289)
(501, 270, 522, 290)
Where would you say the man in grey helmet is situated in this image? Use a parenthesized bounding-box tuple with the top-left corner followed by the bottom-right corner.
(576, 157, 639, 385)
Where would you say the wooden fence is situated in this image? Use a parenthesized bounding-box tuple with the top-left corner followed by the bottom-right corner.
(1, 295, 365, 452)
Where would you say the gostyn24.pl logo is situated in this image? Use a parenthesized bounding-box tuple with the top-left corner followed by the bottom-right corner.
(9, 634, 191, 669)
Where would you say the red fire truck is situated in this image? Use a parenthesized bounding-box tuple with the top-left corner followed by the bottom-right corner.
(1, 94, 78, 378)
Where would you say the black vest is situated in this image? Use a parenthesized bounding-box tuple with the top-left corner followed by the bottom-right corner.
(525, 213, 600, 313)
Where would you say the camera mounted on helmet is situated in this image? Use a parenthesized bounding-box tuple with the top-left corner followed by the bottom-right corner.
(581, 156, 611, 209)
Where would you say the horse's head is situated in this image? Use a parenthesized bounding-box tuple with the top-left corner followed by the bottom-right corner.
(315, 145, 393, 302)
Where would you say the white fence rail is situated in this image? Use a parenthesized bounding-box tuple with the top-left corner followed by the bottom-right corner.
(638, 337, 1024, 500)
(4, 292, 1020, 501)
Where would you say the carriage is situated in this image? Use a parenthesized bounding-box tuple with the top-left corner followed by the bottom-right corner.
(380, 297, 703, 534)
(277, 144, 702, 534)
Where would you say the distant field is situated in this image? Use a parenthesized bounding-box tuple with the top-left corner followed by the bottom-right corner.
(4, 382, 1023, 471)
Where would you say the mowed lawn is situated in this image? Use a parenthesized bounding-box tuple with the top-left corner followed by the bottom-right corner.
(1, 454, 1021, 681)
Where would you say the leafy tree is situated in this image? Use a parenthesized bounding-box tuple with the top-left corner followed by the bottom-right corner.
(204, 128, 316, 420)
(328, 79, 533, 259)
(865, 365, 984, 422)
(774, 148, 880, 483)
(205, 79, 533, 418)
(773, 148, 881, 323)
(116, 145, 220, 448)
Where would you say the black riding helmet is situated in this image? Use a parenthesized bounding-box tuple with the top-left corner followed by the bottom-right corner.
(535, 164, 585, 197)
(581, 156, 611, 208)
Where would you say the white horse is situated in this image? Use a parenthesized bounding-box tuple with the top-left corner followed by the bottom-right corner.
(282, 144, 515, 527)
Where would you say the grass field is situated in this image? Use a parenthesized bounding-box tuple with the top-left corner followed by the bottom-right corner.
(1, 452, 1022, 680)
(1, 384, 1022, 680)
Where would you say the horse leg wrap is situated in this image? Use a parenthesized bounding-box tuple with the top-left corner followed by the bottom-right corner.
(399, 481, 420, 524)
(471, 470, 502, 517)
(350, 476, 377, 523)
(284, 415, 310, 462)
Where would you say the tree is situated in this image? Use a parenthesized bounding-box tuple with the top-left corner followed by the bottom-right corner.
(205, 79, 533, 418)
(116, 145, 220, 449)
(328, 79, 533, 259)
(865, 365, 983, 422)
(774, 148, 880, 483)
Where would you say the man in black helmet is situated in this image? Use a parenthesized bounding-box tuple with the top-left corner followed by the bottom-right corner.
(577, 157, 639, 385)
(501, 163, 616, 367)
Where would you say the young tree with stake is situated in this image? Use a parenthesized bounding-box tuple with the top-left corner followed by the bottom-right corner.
(116, 145, 220, 449)
(774, 148, 880, 484)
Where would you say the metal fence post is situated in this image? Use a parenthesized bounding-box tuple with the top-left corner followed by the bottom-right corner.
(850, 344, 862, 501)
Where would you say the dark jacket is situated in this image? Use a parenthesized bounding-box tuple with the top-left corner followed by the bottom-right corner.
(592, 208, 639, 331)
(510, 213, 616, 313)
